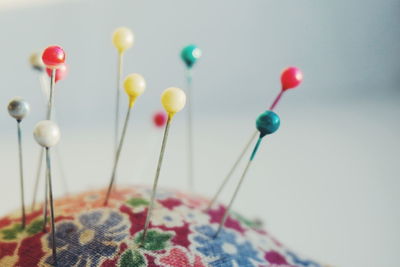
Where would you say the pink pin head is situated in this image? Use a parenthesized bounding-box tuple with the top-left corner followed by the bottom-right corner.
(42, 46, 66, 68)
(153, 111, 167, 128)
(46, 63, 68, 83)
(280, 67, 303, 91)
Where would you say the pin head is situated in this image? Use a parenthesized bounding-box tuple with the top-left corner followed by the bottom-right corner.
(33, 120, 61, 148)
(42, 46, 66, 69)
(7, 98, 30, 121)
(181, 44, 201, 68)
(124, 73, 146, 101)
(281, 67, 303, 91)
(256, 110, 280, 138)
(153, 111, 167, 128)
(161, 87, 186, 118)
(29, 52, 45, 72)
(46, 63, 68, 83)
(112, 27, 134, 53)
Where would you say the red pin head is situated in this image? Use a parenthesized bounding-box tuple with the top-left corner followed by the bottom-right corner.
(42, 46, 66, 68)
(46, 63, 68, 83)
(281, 67, 303, 91)
(153, 111, 167, 128)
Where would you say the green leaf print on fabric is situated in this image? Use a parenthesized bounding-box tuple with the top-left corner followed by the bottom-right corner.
(1, 223, 23, 240)
(126, 198, 149, 208)
(135, 230, 172, 251)
(119, 250, 146, 267)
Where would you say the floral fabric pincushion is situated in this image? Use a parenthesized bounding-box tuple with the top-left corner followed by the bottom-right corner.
(0, 186, 322, 267)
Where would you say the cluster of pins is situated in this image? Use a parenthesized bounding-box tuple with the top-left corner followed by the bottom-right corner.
(8, 45, 66, 265)
(208, 67, 303, 236)
(6, 25, 303, 265)
(104, 28, 188, 247)
(207, 67, 303, 210)
(103, 82, 186, 245)
(29, 52, 68, 215)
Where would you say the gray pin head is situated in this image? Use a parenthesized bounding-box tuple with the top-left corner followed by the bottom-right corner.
(8, 97, 30, 121)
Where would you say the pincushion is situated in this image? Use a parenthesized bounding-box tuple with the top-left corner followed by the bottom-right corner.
(0, 185, 322, 267)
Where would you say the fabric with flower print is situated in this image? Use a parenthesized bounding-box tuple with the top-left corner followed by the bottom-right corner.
(158, 247, 207, 267)
(0, 185, 324, 267)
(192, 225, 263, 267)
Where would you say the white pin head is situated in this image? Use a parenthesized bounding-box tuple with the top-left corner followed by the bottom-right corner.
(33, 120, 61, 148)
(8, 97, 30, 121)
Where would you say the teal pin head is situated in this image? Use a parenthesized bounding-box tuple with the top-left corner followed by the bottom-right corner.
(181, 44, 201, 68)
(256, 110, 280, 138)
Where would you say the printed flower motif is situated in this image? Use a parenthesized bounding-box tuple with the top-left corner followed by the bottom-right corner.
(244, 228, 286, 258)
(231, 211, 264, 230)
(265, 251, 288, 265)
(158, 247, 207, 267)
(0, 219, 44, 242)
(55, 188, 135, 216)
(193, 225, 263, 267)
(134, 229, 173, 251)
(44, 209, 129, 266)
(174, 205, 210, 225)
(0, 242, 18, 265)
(125, 197, 149, 213)
(118, 229, 173, 267)
(285, 251, 321, 267)
(119, 250, 147, 267)
(175, 191, 209, 209)
(207, 205, 246, 234)
(139, 187, 175, 200)
(151, 207, 184, 228)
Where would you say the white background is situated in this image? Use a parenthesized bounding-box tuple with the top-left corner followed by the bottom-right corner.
(0, 1, 399, 267)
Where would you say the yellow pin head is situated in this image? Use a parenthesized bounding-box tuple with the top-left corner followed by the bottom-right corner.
(161, 87, 186, 119)
(112, 27, 134, 53)
(124, 73, 146, 107)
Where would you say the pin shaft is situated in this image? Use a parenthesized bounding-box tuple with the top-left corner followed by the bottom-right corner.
(269, 90, 284, 111)
(31, 149, 43, 211)
(185, 68, 194, 191)
(42, 68, 55, 230)
(32, 75, 47, 212)
(104, 105, 132, 205)
(214, 137, 263, 237)
(215, 159, 252, 237)
(141, 118, 171, 244)
(33, 70, 68, 212)
(206, 130, 257, 210)
(115, 53, 123, 153)
(17, 121, 26, 228)
(45, 148, 58, 266)
(207, 91, 284, 209)
(47, 68, 56, 120)
(42, 165, 48, 232)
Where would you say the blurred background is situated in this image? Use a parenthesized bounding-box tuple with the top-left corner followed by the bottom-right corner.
(0, 0, 399, 266)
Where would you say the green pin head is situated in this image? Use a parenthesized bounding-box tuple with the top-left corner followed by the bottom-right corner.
(181, 44, 201, 68)
(256, 110, 280, 138)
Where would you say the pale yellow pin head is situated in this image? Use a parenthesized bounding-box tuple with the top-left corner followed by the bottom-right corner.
(112, 27, 134, 53)
(124, 73, 146, 107)
(161, 87, 186, 119)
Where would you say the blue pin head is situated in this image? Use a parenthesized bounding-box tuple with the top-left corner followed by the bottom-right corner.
(181, 44, 201, 68)
(256, 110, 280, 138)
